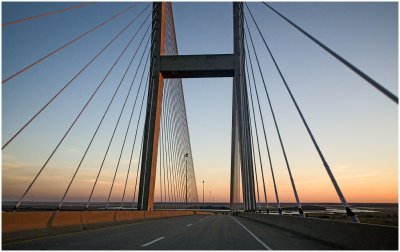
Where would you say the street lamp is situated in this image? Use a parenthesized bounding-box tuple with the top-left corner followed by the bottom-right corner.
(184, 153, 188, 210)
(202, 180, 204, 208)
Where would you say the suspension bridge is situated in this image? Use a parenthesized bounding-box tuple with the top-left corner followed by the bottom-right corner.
(2, 2, 398, 250)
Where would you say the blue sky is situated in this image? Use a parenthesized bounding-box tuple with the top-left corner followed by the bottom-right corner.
(2, 2, 398, 203)
(173, 2, 397, 202)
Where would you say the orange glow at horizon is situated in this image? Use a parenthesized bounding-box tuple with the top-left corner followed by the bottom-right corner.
(3, 156, 398, 204)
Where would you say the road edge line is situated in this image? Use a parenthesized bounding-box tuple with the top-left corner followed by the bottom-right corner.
(231, 216, 272, 250)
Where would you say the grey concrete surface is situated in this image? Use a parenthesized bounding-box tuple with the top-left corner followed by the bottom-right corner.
(160, 54, 235, 78)
(3, 214, 338, 250)
(238, 212, 398, 250)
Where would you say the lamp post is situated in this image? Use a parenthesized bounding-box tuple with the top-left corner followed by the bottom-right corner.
(185, 153, 188, 210)
(202, 180, 204, 208)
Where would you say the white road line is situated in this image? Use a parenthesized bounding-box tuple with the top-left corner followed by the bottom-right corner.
(186, 224, 193, 227)
(141, 236, 165, 247)
(231, 216, 272, 250)
(199, 216, 210, 222)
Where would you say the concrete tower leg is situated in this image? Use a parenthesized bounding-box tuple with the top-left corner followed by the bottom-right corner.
(137, 2, 166, 211)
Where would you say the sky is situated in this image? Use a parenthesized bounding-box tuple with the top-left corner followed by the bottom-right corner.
(2, 2, 398, 204)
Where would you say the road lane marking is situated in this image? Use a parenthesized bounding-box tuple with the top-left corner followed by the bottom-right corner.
(5, 214, 188, 246)
(141, 237, 165, 247)
(231, 216, 272, 250)
(198, 216, 210, 222)
(187, 216, 210, 227)
(3, 216, 192, 245)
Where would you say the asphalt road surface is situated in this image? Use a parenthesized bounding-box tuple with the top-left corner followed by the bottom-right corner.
(3, 214, 338, 250)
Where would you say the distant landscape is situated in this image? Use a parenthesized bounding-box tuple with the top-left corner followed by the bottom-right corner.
(3, 201, 397, 226)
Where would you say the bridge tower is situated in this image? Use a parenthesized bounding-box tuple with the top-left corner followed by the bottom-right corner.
(137, 2, 256, 211)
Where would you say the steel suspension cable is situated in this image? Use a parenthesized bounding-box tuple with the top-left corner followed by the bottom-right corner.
(244, 16, 304, 216)
(179, 80, 198, 203)
(245, 39, 280, 214)
(161, 13, 173, 207)
(239, 5, 255, 211)
(181, 98, 197, 204)
(176, 83, 187, 205)
(3, 3, 148, 84)
(132, 135, 145, 208)
(167, 80, 179, 205)
(174, 82, 186, 205)
(164, 80, 175, 206)
(162, 80, 173, 205)
(158, 99, 165, 207)
(56, 26, 150, 210)
(159, 90, 165, 207)
(246, 5, 359, 222)
(161, 82, 172, 204)
(171, 82, 180, 206)
(247, 63, 272, 212)
(249, 113, 261, 211)
(159, 111, 163, 207)
(86, 35, 151, 210)
(13, 12, 149, 211)
(231, 73, 240, 210)
(179, 86, 192, 205)
(138, 16, 160, 207)
(172, 82, 183, 206)
(239, 66, 252, 211)
(161, 80, 169, 205)
(179, 83, 193, 204)
(161, 99, 168, 207)
(165, 8, 183, 206)
(179, 103, 189, 205)
(242, 21, 255, 210)
(258, 3, 398, 104)
(172, 82, 184, 204)
(242, 55, 256, 212)
(121, 77, 149, 209)
(245, 59, 267, 213)
(161, 22, 172, 199)
(105, 52, 151, 210)
(174, 90, 184, 205)
(165, 82, 174, 205)
(239, 162, 242, 206)
(2, 5, 151, 150)
(173, 110, 183, 205)
(3, 2, 96, 27)
(166, 81, 178, 205)
(168, 82, 178, 205)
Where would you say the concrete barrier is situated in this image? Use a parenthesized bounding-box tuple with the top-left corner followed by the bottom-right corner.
(3, 212, 54, 233)
(51, 211, 83, 228)
(238, 213, 398, 250)
(3, 210, 211, 243)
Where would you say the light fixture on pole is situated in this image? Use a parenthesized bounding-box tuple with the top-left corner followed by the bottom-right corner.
(202, 180, 204, 208)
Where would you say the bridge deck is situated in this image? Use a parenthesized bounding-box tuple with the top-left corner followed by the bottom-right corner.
(3, 214, 336, 250)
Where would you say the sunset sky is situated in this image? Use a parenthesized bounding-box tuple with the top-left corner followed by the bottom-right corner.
(2, 2, 398, 204)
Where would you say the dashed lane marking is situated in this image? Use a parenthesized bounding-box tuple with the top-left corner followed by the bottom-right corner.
(141, 237, 165, 247)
